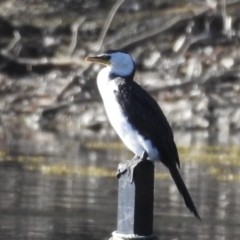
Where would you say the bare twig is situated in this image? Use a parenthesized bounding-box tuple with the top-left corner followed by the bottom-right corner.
(42, 96, 100, 117)
(0, 19, 87, 67)
(221, 0, 233, 36)
(67, 17, 86, 55)
(186, 57, 197, 81)
(172, 32, 210, 76)
(4, 30, 21, 52)
(56, 75, 80, 101)
(56, 64, 92, 101)
(95, 0, 125, 51)
(0, 49, 86, 66)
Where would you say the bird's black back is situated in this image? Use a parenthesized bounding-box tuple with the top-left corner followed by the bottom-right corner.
(114, 77, 180, 168)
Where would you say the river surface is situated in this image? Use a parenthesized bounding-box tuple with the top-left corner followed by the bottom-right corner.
(0, 129, 240, 240)
(0, 0, 240, 239)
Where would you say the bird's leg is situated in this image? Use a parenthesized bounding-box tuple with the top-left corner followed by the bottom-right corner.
(117, 154, 140, 175)
(131, 154, 140, 161)
(117, 154, 140, 177)
(117, 151, 148, 183)
(117, 154, 140, 176)
(140, 151, 148, 160)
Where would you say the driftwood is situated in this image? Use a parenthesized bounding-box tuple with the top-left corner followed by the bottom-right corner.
(1, 0, 240, 131)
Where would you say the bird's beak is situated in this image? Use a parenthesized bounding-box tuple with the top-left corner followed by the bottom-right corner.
(85, 55, 111, 66)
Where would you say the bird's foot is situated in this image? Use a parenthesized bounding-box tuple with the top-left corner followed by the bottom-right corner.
(117, 151, 148, 183)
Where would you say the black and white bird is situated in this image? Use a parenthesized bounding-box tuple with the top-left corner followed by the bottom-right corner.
(85, 50, 200, 220)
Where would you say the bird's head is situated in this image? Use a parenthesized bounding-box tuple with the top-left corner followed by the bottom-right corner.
(85, 50, 135, 80)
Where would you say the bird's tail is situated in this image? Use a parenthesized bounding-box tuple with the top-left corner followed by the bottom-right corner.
(169, 165, 201, 220)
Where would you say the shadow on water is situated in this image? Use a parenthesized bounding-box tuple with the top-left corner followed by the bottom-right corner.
(0, 129, 240, 240)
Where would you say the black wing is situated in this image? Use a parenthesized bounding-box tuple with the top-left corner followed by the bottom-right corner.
(114, 77, 179, 168)
(114, 77, 201, 219)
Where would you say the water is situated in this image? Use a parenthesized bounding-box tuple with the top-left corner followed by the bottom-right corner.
(0, 130, 240, 240)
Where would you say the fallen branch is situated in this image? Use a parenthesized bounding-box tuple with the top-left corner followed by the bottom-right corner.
(148, 67, 240, 94)
(113, 5, 212, 50)
(67, 17, 86, 55)
(4, 30, 21, 53)
(0, 49, 86, 67)
(42, 96, 100, 117)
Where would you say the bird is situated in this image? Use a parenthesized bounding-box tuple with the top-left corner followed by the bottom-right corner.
(85, 50, 200, 220)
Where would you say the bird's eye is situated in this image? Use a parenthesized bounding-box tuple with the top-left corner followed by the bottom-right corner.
(103, 55, 111, 60)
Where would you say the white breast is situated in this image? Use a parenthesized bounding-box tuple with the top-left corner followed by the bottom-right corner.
(96, 67, 159, 161)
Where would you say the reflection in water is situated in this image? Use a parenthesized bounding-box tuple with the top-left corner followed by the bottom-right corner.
(0, 130, 240, 240)
(0, 167, 116, 240)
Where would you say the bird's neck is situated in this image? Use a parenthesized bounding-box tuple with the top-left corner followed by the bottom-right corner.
(96, 67, 112, 96)
(96, 65, 135, 96)
(97, 65, 134, 81)
(97, 66, 111, 83)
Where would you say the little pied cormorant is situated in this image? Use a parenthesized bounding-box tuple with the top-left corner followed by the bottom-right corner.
(85, 50, 200, 220)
